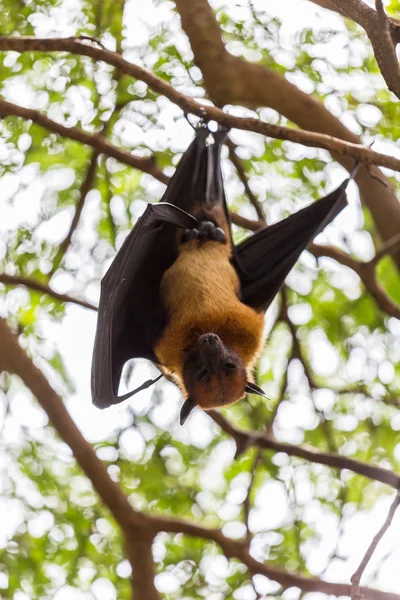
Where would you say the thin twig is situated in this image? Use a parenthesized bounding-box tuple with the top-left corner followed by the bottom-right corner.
(49, 151, 99, 277)
(351, 492, 400, 600)
(243, 448, 262, 540)
(328, 0, 400, 99)
(227, 139, 266, 222)
(369, 232, 400, 266)
(0, 273, 97, 311)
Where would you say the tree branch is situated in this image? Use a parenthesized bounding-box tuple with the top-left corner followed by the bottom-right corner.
(49, 150, 100, 277)
(0, 318, 139, 525)
(0, 39, 399, 173)
(329, 0, 400, 98)
(208, 410, 400, 490)
(0, 318, 160, 599)
(149, 514, 400, 600)
(0, 97, 168, 184)
(306, 0, 347, 15)
(369, 232, 400, 266)
(351, 492, 400, 600)
(374, 0, 400, 97)
(310, 241, 400, 320)
(125, 530, 160, 600)
(0, 273, 97, 311)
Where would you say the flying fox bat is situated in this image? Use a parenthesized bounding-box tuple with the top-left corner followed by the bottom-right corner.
(91, 124, 353, 425)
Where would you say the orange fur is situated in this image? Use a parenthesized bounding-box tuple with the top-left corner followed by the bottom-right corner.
(154, 238, 265, 393)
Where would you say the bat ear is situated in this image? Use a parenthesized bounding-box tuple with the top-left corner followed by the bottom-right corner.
(245, 382, 267, 398)
(180, 397, 196, 425)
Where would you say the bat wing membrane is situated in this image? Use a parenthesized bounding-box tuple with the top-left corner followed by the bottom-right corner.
(234, 181, 350, 313)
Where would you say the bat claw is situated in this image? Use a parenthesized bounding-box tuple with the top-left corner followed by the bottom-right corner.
(182, 222, 226, 244)
(198, 221, 215, 232)
(211, 227, 226, 243)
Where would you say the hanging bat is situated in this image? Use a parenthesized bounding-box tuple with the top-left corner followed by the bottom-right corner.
(91, 125, 353, 425)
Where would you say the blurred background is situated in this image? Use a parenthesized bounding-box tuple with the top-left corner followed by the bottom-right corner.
(1, 0, 400, 598)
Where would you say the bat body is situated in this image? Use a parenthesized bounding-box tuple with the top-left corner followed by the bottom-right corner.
(91, 124, 353, 424)
(154, 230, 265, 412)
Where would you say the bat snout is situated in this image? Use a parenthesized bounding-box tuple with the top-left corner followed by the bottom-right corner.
(198, 333, 224, 361)
(200, 333, 220, 346)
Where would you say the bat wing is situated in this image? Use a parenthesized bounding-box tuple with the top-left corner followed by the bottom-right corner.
(234, 180, 351, 312)
(91, 126, 229, 409)
(91, 203, 196, 408)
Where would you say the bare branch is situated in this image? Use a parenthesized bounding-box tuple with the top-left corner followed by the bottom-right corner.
(125, 531, 160, 600)
(0, 273, 97, 311)
(243, 448, 261, 539)
(0, 97, 168, 183)
(0, 318, 140, 526)
(230, 212, 265, 232)
(306, 0, 347, 15)
(351, 492, 400, 600)
(0, 318, 161, 598)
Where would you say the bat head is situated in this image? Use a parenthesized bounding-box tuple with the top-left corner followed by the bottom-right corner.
(180, 333, 265, 424)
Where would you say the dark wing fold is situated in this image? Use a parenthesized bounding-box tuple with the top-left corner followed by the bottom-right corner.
(234, 180, 350, 312)
(91, 126, 229, 409)
(91, 203, 197, 408)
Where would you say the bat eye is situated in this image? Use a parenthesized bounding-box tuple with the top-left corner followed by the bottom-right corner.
(225, 363, 236, 370)
(198, 369, 208, 380)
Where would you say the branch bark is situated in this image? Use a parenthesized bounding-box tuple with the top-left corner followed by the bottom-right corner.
(0, 42, 397, 174)
(125, 531, 159, 600)
(0, 39, 398, 172)
(49, 150, 100, 277)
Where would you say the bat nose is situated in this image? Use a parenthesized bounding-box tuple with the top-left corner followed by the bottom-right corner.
(200, 333, 220, 346)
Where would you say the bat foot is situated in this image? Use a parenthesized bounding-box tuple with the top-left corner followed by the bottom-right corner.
(182, 221, 226, 244)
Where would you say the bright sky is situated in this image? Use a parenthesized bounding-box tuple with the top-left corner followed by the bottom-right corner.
(1, 0, 400, 598)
